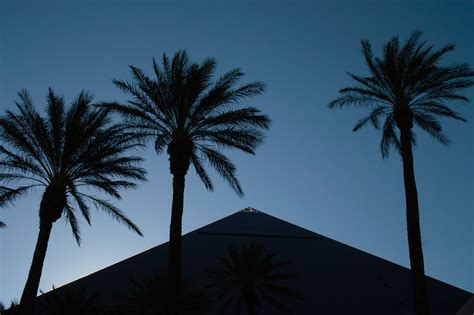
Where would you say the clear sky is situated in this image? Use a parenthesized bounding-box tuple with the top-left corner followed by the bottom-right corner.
(0, 0, 472, 304)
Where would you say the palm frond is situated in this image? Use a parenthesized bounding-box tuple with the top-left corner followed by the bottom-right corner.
(198, 146, 243, 196)
(191, 107, 270, 132)
(330, 31, 473, 157)
(68, 184, 92, 225)
(0, 185, 38, 208)
(353, 106, 388, 131)
(64, 202, 81, 245)
(380, 115, 400, 159)
(190, 153, 214, 191)
(196, 128, 265, 154)
(78, 193, 143, 236)
(412, 112, 450, 145)
(46, 88, 66, 169)
(412, 101, 466, 121)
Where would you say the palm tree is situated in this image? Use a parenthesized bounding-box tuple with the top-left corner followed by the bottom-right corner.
(328, 31, 474, 315)
(104, 50, 270, 313)
(0, 89, 147, 314)
(207, 242, 301, 315)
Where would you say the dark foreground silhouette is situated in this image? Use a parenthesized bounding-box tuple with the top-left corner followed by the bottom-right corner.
(1, 209, 470, 314)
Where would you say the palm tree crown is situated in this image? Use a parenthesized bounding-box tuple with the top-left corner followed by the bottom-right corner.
(329, 31, 474, 157)
(207, 242, 300, 315)
(0, 89, 146, 243)
(105, 51, 270, 195)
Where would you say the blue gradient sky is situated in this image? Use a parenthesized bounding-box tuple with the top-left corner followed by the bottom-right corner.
(0, 0, 472, 304)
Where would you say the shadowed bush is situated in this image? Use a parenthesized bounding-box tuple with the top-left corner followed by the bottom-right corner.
(117, 270, 211, 315)
(207, 242, 301, 315)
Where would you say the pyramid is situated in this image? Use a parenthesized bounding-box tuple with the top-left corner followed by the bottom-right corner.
(457, 295, 474, 315)
(30, 208, 470, 314)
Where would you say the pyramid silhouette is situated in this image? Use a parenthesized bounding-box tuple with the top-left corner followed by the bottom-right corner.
(31, 208, 470, 314)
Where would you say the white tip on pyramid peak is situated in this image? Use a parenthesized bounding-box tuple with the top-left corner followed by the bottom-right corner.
(241, 206, 260, 213)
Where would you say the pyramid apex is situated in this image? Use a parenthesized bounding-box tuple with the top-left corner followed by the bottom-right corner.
(241, 206, 260, 213)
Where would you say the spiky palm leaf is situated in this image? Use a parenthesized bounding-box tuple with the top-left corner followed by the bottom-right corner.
(208, 242, 301, 315)
(0, 88, 146, 242)
(329, 31, 474, 157)
(103, 50, 270, 195)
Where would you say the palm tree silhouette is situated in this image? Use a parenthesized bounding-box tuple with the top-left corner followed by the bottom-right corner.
(329, 31, 474, 315)
(119, 270, 210, 315)
(104, 50, 270, 313)
(0, 89, 146, 314)
(207, 242, 301, 315)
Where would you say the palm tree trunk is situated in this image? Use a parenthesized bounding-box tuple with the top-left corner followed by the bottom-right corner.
(399, 127, 429, 315)
(19, 220, 53, 314)
(167, 171, 185, 315)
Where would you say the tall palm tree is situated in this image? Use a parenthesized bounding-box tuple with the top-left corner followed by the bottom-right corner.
(207, 242, 301, 315)
(328, 31, 474, 315)
(104, 51, 270, 313)
(0, 89, 146, 314)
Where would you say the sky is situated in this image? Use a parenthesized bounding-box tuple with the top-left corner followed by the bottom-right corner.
(0, 0, 473, 305)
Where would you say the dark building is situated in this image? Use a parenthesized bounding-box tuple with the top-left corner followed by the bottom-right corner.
(25, 207, 471, 314)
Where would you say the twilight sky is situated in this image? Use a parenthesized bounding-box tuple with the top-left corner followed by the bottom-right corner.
(0, 0, 472, 304)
